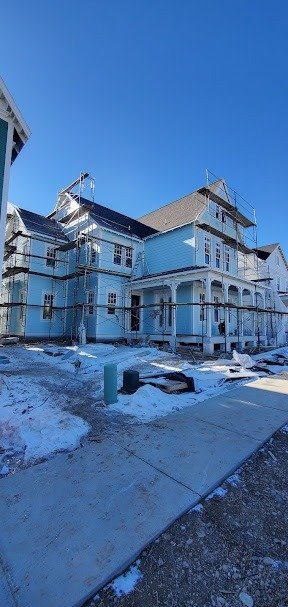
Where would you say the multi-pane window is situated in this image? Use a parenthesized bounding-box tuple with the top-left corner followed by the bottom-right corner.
(204, 237, 211, 265)
(215, 205, 220, 220)
(46, 247, 56, 268)
(214, 296, 220, 322)
(114, 244, 122, 265)
(43, 293, 53, 319)
(107, 292, 117, 314)
(199, 292, 205, 321)
(87, 290, 94, 315)
(215, 243, 221, 269)
(89, 244, 97, 265)
(225, 247, 230, 272)
(125, 247, 133, 268)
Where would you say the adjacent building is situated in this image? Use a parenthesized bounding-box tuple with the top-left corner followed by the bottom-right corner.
(1, 175, 287, 353)
(0, 77, 30, 280)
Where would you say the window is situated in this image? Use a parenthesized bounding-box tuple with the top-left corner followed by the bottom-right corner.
(215, 205, 220, 220)
(199, 292, 205, 321)
(225, 247, 230, 272)
(125, 247, 133, 268)
(89, 244, 97, 265)
(107, 292, 117, 314)
(221, 211, 226, 224)
(214, 296, 220, 322)
(43, 293, 53, 319)
(204, 237, 211, 265)
(87, 290, 94, 315)
(215, 242, 221, 269)
(46, 247, 56, 268)
(113, 244, 122, 265)
(277, 276, 280, 291)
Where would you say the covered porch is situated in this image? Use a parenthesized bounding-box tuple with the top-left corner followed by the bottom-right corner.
(125, 268, 269, 354)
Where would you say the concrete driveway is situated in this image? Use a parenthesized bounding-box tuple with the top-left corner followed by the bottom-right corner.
(1, 376, 288, 607)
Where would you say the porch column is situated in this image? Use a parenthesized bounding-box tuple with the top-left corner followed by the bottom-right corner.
(205, 277, 212, 338)
(169, 281, 179, 351)
(223, 282, 230, 350)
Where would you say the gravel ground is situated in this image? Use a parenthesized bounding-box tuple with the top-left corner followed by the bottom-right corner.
(83, 425, 288, 607)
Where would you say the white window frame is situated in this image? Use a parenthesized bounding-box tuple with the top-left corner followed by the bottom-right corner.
(204, 237, 211, 265)
(113, 244, 122, 265)
(87, 290, 94, 315)
(46, 246, 56, 268)
(42, 293, 54, 320)
(107, 291, 117, 314)
(215, 205, 220, 220)
(225, 247, 230, 272)
(215, 242, 221, 269)
(125, 247, 133, 268)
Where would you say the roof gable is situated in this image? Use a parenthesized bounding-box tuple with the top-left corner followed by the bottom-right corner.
(138, 191, 207, 231)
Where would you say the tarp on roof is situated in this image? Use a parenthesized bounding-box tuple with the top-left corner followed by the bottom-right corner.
(17, 208, 68, 241)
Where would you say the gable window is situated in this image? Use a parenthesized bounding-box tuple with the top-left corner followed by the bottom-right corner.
(87, 290, 94, 315)
(221, 211, 226, 224)
(215, 242, 221, 269)
(125, 247, 133, 268)
(277, 276, 280, 291)
(199, 292, 205, 321)
(225, 247, 230, 272)
(43, 293, 53, 319)
(215, 205, 220, 220)
(204, 237, 211, 265)
(113, 244, 122, 265)
(46, 246, 56, 268)
(214, 296, 220, 322)
(107, 292, 117, 314)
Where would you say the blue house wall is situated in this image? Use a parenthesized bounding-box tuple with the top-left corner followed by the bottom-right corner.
(144, 224, 195, 274)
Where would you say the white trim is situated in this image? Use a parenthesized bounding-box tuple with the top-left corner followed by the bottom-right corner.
(0, 76, 31, 140)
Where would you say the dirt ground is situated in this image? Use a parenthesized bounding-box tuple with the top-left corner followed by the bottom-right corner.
(83, 427, 288, 607)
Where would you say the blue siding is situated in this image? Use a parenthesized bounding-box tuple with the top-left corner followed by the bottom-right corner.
(0, 117, 8, 209)
(144, 224, 195, 274)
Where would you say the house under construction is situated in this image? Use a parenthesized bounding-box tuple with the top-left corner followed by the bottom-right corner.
(1, 172, 288, 354)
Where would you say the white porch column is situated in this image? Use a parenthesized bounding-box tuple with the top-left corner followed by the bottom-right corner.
(205, 277, 212, 338)
(223, 282, 230, 348)
(169, 281, 179, 351)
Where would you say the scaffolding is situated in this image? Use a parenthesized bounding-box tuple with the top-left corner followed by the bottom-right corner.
(1, 171, 288, 352)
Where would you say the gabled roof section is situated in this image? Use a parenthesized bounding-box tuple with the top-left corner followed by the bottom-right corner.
(197, 179, 255, 228)
(77, 195, 158, 239)
(17, 208, 68, 241)
(255, 243, 288, 270)
(138, 191, 207, 231)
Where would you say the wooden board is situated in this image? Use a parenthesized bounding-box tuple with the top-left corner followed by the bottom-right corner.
(140, 377, 188, 393)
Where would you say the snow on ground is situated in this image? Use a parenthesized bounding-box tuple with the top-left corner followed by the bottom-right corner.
(108, 560, 143, 598)
(1, 343, 288, 469)
(0, 371, 89, 466)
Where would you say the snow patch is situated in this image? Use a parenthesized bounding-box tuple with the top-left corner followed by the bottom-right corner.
(191, 503, 203, 513)
(109, 560, 143, 597)
(206, 486, 227, 500)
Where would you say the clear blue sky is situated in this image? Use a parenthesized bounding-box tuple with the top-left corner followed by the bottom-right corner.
(1, 0, 287, 251)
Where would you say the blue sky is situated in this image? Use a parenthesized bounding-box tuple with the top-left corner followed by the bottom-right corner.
(1, 0, 287, 251)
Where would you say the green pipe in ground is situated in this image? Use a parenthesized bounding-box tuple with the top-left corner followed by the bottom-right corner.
(104, 363, 118, 404)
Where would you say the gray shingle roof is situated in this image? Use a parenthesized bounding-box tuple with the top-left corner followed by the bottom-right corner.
(138, 191, 207, 231)
(18, 208, 68, 241)
(256, 243, 279, 254)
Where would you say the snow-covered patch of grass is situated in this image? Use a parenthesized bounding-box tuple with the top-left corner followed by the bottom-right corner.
(109, 560, 143, 597)
(226, 472, 241, 486)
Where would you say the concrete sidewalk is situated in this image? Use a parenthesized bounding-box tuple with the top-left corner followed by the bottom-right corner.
(1, 376, 288, 607)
